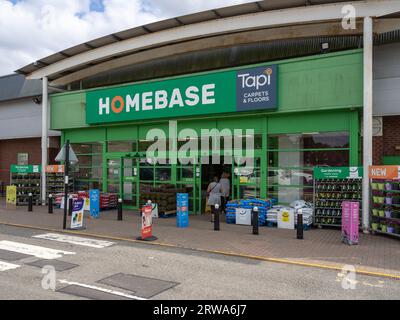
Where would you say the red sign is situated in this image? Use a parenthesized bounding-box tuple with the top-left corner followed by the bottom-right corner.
(141, 205, 153, 239)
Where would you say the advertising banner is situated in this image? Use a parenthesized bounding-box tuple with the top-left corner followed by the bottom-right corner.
(86, 64, 278, 124)
(141, 204, 153, 239)
(341, 201, 359, 245)
(71, 199, 85, 230)
(369, 166, 400, 179)
(6, 186, 17, 206)
(89, 189, 100, 218)
(314, 167, 363, 180)
(176, 193, 189, 228)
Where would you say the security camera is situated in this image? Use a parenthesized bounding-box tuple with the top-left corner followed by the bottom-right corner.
(33, 97, 42, 104)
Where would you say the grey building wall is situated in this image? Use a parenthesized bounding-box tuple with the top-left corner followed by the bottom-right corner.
(374, 42, 400, 116)
(0, 98, 60, 140)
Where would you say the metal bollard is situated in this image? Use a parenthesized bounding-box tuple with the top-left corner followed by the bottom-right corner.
(117, 198, 123, 221)
(28, 193, 33, 212)
(252, 206, 259, 235)
(297, 209, 304, 240)
(48, 194, 53, 214)
(68, 196, 73, 216)
(214, 204, 220, 231)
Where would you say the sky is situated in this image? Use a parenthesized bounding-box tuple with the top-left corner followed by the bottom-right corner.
(0, 0, 255, 76)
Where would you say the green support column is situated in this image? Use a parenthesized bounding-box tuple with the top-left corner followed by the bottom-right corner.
(102, 141, 107, 193)
(349, 109, 360, 167)
(261, 116, 268, 198)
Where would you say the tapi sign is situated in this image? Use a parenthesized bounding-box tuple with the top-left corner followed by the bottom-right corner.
(236, 65, 277, 111)
(86, 64, 278, 124)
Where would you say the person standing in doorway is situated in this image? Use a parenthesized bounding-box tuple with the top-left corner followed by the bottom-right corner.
(219, 172, 231, 214)
(207, 176, 224, 222)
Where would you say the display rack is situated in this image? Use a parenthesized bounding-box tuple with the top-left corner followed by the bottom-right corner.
(313, 167, 362, 228)
(45, 165, 73, 199)
(10, 165, 41, 206)
(369, 166, 400, 238)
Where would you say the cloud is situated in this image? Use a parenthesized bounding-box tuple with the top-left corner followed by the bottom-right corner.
(0, 0, 254, 76)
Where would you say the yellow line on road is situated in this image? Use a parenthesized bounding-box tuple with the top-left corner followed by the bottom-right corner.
(1, 220, 400, 280)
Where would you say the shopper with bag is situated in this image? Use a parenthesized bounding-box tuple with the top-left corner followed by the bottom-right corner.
(219, 172, 231, 214)
(207, 176, 224, 222)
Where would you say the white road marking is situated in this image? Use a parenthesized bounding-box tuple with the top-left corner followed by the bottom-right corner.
(33, 233, 115, 249)
(58, 280, 147, 300)
(0, 241, 75, 260)
(0, 261, 20, 272)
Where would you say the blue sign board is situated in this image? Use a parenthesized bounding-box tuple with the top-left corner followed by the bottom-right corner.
(176, 193, 189, 228)
(236, 65, 277, 111)
(89, 189, 100, 218)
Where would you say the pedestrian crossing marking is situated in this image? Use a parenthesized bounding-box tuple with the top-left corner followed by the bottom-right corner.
(0, 241, 75, 260)
(0, 261, 20, 272)
(33, 233, 115, 248)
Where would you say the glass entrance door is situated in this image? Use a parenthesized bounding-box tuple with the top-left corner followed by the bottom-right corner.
(121, 157, 139, 209)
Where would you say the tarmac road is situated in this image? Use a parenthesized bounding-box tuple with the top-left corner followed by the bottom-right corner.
(0, 224, 399, 300)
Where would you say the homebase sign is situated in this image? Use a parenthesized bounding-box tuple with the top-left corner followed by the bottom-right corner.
(86, 65, 277, 124)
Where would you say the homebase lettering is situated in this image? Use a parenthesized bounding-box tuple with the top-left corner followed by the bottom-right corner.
(98, 84, 215, 115)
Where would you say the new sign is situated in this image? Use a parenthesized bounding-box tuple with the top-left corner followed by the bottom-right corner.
(86, 65, 278, 124)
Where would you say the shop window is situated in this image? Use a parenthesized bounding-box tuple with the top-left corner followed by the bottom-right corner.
(267, 132, 349, 204)
(71, 142, 103, 191)
(17, 153, 29, 165)
(155, 167, 171, 181)
(107, 141, 137, 153)
(139, 139, 169, 153)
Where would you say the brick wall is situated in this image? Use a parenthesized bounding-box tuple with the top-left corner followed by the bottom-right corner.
(373, 116, 400, 165)
(0, 137, 60, 190)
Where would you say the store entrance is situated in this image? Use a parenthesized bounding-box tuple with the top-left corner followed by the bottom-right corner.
(201, 161, 232, 213)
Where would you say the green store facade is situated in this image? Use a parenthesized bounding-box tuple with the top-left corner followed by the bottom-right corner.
(51, 49, 363, 214)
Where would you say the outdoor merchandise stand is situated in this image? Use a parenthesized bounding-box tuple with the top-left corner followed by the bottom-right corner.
(45, 165, 73, 201)
(10, 164, 41, 206)
(313, 167, 362, 228)
(369, 166, 400, 238)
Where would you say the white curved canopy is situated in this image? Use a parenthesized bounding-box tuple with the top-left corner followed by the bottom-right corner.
(16, 0, 400, 85)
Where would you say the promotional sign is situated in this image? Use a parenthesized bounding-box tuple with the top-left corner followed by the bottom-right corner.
(6, 186, 17, 206)
(314, 167, 363, 180)
(45, 165, 64, 173)
(369, 166, 400, 179)
(277, 208, 295, 230)
(151, 203, 159, 219)
(141, 204, 153, 239)
(176, 193, 189, 228)
(83, 197, 90, 211)
(71, 199, 85, 230)
(89, 189, 100, 218)
(86, 64, 278, 124)
(341, 201, 359, 245)
(10, 164, 41, 173)
(235, 208, 252, 226)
